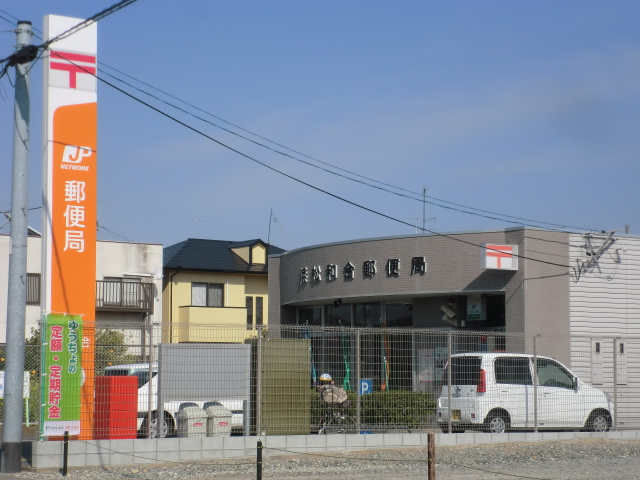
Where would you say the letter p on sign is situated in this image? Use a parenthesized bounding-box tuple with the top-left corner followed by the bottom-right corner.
(62, 145, 93, 164)
(359, 379, 372, 395)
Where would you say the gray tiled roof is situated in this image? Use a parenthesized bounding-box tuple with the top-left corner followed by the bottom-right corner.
(163, 238, 285, 274)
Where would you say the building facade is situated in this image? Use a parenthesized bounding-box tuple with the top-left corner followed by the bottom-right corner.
(0, 234, 163, 344)
(268, 227, 640, 366)
(162, 238, 285, 342)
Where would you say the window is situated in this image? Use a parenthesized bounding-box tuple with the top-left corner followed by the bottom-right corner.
(26, 273, 40, 306)
(536, 358, 574, 389)
(354, 303, 381, 328)
(385, 303, 413, 328)
(256, 297, 263, 326)
(442, 356, 481, 386)
(191, 283, 224, 307)
(246, 296, 253, 329)
(325, 303, 351, 327)
(495, 357, 532, 385)
(298, 307, 321, 326)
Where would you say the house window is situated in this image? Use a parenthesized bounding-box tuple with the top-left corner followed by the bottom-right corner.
(256, 297, 263, 326)
(26, 273, 40, 306)
(192, 283, 224, 307)
(246, 296, 253, 329)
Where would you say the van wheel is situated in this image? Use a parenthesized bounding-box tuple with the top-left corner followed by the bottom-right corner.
(585, 411, 610, 432)
(484, 411, 509, 433)
(141, 413, 172, 438)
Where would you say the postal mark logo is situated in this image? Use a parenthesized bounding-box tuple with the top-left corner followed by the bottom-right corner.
(60, 146, 93, 171)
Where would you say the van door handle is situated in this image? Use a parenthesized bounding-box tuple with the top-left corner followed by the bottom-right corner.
(501, 391, 509, 393)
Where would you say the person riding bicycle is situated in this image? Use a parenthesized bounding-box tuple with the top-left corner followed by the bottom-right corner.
(317, 373, 350, 407)
(317, 373, 352, 434)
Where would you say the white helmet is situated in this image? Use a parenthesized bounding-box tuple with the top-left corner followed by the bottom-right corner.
(319, 373, 332, 382)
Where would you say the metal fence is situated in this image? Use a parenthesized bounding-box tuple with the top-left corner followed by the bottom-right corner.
(0, 342, 41, 431)
(8, 322, 640, 439)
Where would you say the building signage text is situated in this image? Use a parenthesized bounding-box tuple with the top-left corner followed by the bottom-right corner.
(299, 256, 427, 284)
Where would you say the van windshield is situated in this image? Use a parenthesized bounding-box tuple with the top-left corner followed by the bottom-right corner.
(442, 356, 481, 386)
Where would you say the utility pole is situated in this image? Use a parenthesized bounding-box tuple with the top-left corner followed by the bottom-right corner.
(422, 187, 426, 232)
(2, 20, 36, 474)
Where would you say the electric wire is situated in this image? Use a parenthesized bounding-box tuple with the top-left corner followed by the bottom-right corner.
(96, 221, 134, 243)
(83, 441, 255, 466)
(0, 8, 602, 233)
(0, 0, 139, 64)
(40, 0, 140, 49)
(56, 56, 575, 270)
(96, 60, 598, 232)
(95, 65, 589, 235)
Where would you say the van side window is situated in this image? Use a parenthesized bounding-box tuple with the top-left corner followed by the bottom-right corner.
(442, 356, 481, 385)
(536, 359, 574, 389)
(494, 357, 532, 385)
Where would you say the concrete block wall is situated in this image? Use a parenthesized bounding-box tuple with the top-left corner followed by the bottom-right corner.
(28, 430, 640, 469)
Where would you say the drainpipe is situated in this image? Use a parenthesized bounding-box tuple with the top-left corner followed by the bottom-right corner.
(169, 267, 182, 343)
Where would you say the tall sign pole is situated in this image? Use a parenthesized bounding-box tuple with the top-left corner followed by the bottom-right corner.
(2, 21, 35, 474)
(41, 15, 97, 440)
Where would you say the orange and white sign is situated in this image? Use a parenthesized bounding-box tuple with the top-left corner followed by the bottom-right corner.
(480, 244, 518, 270)
(42, 15, 97, 440)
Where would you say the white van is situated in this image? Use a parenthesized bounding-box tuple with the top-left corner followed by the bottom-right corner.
(103, 364, 245, 437)
(436, 353, 613, 433)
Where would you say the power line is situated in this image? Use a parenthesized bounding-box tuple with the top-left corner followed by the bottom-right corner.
(96, 221, 134, 243)
(94, 66, 593, 234)
(96, 63, 597, 233)
(58, 57, 574, 270)
(40, 0, 140, 49)
(0, 0, 139, 65)
(0, 8, 599, 233)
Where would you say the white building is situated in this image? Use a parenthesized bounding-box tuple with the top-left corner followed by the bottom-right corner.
(0, 233, 163, 345)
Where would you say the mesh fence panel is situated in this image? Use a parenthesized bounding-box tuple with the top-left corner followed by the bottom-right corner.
(18, 322, 640, 440)
(0, 342, 41, 432)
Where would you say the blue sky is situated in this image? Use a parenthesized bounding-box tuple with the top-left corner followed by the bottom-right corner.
(1, 1, 639, 250)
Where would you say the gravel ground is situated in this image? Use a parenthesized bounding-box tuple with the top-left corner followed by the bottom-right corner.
(8, 438, 640, 480)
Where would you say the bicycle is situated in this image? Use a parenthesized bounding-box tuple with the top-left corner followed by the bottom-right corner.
(318, 399, 356, 434)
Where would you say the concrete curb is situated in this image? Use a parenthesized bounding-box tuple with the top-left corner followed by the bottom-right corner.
(26, 430, 640, 469)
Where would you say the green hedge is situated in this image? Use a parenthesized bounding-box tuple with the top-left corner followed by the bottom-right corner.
(311, 390, 436, 430)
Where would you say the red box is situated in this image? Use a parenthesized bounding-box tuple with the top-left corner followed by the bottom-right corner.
(94, 376, 138, 439)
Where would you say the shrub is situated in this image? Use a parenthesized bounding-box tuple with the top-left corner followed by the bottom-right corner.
(310, 389, 435, 430)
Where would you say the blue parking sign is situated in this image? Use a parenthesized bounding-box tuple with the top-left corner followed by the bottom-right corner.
(359, 379, 373, 395)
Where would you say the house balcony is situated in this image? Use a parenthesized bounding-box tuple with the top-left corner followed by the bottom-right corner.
(95, 280, 154, 313)
(173, 306, 253, 342)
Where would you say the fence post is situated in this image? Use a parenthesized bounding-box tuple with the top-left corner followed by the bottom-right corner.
(356, 330, 361, 434)
(256, 440, 263, 480)
(62, 430, 69, 476)
(156, 343, 163, 438)
(147, 318, 154, 439)
(613, 337, 618, 431)
(427, 432, 435, 480)
(533, 335, 538, 433)
(447, 331, 452, 434)
(257, 326, 263, 436)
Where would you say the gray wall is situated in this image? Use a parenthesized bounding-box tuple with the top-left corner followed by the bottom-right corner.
(269, 228, 571, 363)
(277, 231, 515, 305)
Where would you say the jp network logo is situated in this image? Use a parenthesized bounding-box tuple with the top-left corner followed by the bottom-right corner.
(62, 145, 92, 163)
(60, 146, 93, 171)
